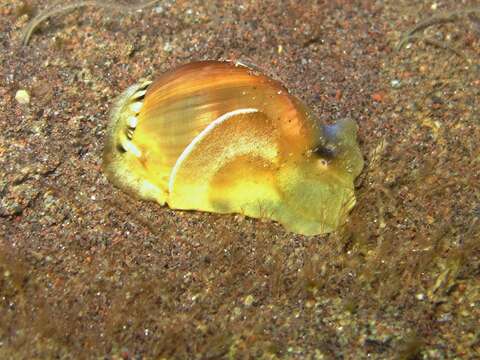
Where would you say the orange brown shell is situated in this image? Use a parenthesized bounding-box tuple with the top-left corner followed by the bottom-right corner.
(103, 61, 363, 235)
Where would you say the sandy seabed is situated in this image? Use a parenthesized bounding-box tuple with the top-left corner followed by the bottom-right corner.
(1, 0, 479, 358)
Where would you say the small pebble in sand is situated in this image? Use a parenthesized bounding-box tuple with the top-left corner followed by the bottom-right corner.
(15, 89, 30, 104)
(390, 79, 401, 88)
(244, 295, 255, 306)
(163, 42, 173, 52)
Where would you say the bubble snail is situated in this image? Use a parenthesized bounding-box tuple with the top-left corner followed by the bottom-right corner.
(103, 61, 363, 235)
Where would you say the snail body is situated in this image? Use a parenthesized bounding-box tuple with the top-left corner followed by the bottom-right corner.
(103, 61, 363, 235)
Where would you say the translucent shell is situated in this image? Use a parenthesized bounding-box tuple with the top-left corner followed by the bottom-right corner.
(103, 61, 363, 235)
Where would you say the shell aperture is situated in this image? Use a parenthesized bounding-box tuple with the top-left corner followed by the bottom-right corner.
(103, 61, 363, 235)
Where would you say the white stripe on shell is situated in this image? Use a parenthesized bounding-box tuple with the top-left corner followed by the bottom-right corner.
(121, 138, 142, 157)
(168, 108, 259, 194)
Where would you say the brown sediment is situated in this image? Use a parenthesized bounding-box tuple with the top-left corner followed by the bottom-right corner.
(21, 0, 159, 45)
(1, 0, 479, 358)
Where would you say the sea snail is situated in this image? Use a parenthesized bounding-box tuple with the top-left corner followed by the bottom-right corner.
(103, 61, 363, 235)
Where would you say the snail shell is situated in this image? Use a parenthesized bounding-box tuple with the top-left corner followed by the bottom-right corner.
(103, 61, 363, 235)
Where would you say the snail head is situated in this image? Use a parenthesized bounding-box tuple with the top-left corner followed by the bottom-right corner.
(311, 118, 363, 180)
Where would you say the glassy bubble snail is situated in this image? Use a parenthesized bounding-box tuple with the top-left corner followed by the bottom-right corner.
(103, 60, 364, 235)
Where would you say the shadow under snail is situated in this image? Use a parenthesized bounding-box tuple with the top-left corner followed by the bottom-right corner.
(103, 61, 363, 235)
